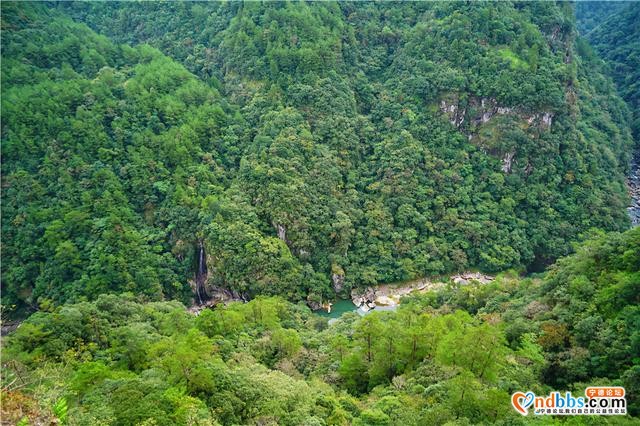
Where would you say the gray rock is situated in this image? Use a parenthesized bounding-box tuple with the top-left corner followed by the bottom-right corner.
(276, 223, 287, 241)
(306, 296, 323, 311)
(501, 151, 515, 173)
(332, 273, 345, 293)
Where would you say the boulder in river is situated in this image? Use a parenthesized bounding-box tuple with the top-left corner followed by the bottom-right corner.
(451, 272, 493, 285)
(351, 286, 377, 308)
(374, 295, 398, 306)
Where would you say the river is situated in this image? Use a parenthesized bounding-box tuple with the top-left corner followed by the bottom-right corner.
(316, 299, 398, 321)
(628, 154, 640, 227)
(315, 157, 640, 324)
(315, 272, 493, 322)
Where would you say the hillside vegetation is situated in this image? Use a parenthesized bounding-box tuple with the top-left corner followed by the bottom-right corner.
(2, 227, 638, 424)
(580, 2, 640, 140)
(2, 2, 635, 317)
(2, 2, 639, 424)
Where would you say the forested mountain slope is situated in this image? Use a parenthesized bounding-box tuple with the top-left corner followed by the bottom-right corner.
(2, 3, 245, 313)
(574, 1, 628, 35)
(2, 2, 635, 316)
(3, 227, 638, 424)
(580, 2, 640, 139)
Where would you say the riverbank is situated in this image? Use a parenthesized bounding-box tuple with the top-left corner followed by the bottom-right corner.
(188, 272, 494, 318)
(318, 272, 494, 319)
(628, 153, 640, 227)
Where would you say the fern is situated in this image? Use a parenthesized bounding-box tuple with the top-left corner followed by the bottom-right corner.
(52, 397, 68, 425)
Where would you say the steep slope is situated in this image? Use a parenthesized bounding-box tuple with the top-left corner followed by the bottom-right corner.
(583, 2, 640, 139)
(574, 0, 628, 35)
(1, 3, 248, 313)
(66, 2, 635, 274)
(2, 2, 635, 315)
(576, 2, 640, 225)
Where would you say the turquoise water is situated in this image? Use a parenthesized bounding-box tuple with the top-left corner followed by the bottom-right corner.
(316, 299, 357, 318)
(316, 299, 398, 321)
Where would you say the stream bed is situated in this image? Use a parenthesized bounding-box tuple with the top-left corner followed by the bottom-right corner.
(316, 272, 494, 323)
(628, 154, 640, 226)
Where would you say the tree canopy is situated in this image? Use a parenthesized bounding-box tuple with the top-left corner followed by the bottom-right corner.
(3, 228, 638, 424)
(2, 2, 635, 316)
(1, 2, 638, 424)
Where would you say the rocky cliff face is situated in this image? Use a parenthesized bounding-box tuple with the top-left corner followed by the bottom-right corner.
(331, 264, 345, 294)
(439, 95, 554, 133)
(439, 94, 554, 176)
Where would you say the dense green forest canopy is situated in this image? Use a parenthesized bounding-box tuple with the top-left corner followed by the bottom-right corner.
(3, 227, 639, 424)
(2, 1, 639, 425)
(1, 1, 635, 316)
(574, 1, 628, 35)
(577, 1, 640, 140)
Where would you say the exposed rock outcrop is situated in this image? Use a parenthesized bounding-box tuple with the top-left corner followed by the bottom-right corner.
(469, 97, 513, 126)
(351, 286, 376, 308)
(188, 286, 244, 315)
(501, 151, 515, 173)
(350, 272, 495, 312)
(194, 240, 209, 304)
(332, 273, 344, 293)
(306, 295, 323, 311)
(628, 154, 640, 227)
(439, 94, 556, 177)
(451, 272, 494, 285)
(524, 112, 554, 129)
(1, 321, 21, 336)
(306, 297, 333, 313)
(275, 223, 287, 242)
(440, 98, 466, 128)
(439, 94, 554, 132)
(331, 265, 345, 294)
